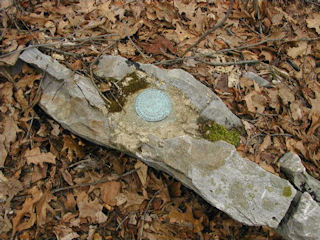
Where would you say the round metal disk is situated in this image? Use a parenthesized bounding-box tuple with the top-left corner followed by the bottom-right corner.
(135, 89, 172, 122)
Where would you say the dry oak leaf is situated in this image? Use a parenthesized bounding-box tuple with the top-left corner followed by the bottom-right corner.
(244, 91, 266, 113)
(287, 41, 310, 58)
(11, 186, 42, 237)
(35, 191, 57, 226)
(62, 135, 85, 162)
(77, 191, 108, 224)
(308, 93, 320, 120)
(2, 115, 20, 150)
(0, 82, 14, 106)
(99, 181, 121, 206)
(174, 0, 196, 20)
(306, 13, 320, 35)
(290, 100, 303, 121)
(279, 86, 295, 105)
(53, 225, 80, 240)
(116, 191, 146, 209)
(25, 147, 56, 167)
(135, 160, 148, 187)
(167, 203, 203, 233)
(141, 36, 177, 55)
(0, 176, 23, 205)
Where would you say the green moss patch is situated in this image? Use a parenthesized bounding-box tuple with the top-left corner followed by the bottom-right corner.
(103, 72, 149, 112)
(200, 120, 241, 147)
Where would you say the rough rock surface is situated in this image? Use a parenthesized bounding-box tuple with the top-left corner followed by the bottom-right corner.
(277, 192, 320, 240)
(280, 152, 320, 202)
(20, 49, 296, 229)
(96, 55, 243, 129)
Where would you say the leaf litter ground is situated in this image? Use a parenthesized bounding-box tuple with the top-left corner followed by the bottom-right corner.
(1, 0, 320, 239)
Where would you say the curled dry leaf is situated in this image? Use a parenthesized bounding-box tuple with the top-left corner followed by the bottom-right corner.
(25, 147, 56, 167)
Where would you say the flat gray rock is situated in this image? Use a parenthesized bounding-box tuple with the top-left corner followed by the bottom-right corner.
(139, 136, 296, 228)
(277, 192, 320, 240)
(280, 152, 320, 202)
(19, 49, 297, 230)
(242, 71, 271, 87)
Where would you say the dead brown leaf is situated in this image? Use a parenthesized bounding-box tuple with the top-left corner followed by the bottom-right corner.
(35, 191, 57, 226)
(99, 181, 121, 206)
(141, 36, 177, 55)
(306, 13, 320, 34)
(167, 203, 203, 233)
(53, 225, 80, 240)
(11, 187, 42, 237)
(76, 191, 108, 224)
(62, 135, 85, 162)
(25, 147, 56, 167)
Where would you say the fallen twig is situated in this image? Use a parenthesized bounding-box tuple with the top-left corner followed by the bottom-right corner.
(128, 35, 149, 60)
(52, 167, 140, 193)
(116, 210, 139, 231)
(217, 37, 320, 53)
(196, 58, 260, 66)
(138, 189, 161, 240)
(0, 34, 118, 58)
(154, 56, 196, 66)
(41, 46, 83, 57)
(88, 41, 118, 105)
(181, 0, 235, 57)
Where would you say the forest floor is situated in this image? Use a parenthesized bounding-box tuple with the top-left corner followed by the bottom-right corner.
(1, 0, 320, 239)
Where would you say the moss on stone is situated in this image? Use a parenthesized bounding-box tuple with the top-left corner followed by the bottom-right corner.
(282, 186, 293, 197)
(122, 72, 149, 95)
(104, 71, 149, 113)
(201, 121, 241, 147)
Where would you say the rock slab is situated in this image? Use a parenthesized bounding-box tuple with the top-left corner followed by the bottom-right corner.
(20, 49, 296, 229)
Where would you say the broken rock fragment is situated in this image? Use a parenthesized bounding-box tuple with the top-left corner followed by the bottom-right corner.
(280, 152, 320, 202)
(19, 49, 296, 230)
(277, 192, 320, 240)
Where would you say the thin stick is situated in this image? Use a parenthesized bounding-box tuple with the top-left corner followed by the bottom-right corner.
(128, 35, 149, 60)
(42, 46, 83, 57)
(181, 0, 234, 57)
(216, 37, 320, 53)
(0, 34, 118, 58)
(88, 42, 118, 105)
(116, 211, 138, 231)
(196, 58, 260, 66)
(138, 189, 161, 240)
(154, 56, 195, 66)
(52, 167, 140, 193)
